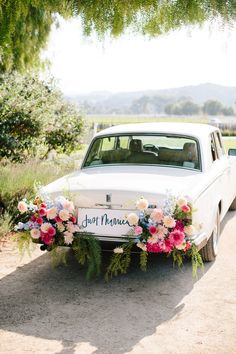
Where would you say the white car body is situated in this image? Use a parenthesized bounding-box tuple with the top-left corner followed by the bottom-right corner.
(42, 123, 236, 253)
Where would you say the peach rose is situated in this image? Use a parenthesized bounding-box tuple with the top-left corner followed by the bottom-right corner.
(17, 201, 28, 213)
(136, 197, 149, 211)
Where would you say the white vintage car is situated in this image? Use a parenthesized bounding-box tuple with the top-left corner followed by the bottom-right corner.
(42, 123, 236, 261)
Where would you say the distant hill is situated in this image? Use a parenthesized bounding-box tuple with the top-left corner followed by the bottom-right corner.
(66, 83, 236, 114)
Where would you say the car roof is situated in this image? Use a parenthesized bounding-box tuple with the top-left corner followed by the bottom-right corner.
(95, 122, 217, 140)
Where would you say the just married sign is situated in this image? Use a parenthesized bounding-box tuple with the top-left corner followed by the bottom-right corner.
(77, 208, 133, 236)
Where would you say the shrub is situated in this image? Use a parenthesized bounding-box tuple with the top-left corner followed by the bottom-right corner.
(0, 72, 84, 162)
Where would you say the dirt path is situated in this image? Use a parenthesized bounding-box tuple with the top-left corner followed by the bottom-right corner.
(0, 211, 236, 354)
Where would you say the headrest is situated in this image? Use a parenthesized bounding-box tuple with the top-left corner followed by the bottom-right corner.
(129, 139, 143, 152)
(183, 142, 197, 160)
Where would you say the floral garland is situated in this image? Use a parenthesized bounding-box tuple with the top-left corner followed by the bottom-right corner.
(14, 194, 203, 280)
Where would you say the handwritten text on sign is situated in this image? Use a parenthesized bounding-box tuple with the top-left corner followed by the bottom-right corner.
(77, 208, 133, 236)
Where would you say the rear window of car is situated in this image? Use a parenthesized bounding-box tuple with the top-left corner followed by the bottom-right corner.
(83, 134, 201, 170)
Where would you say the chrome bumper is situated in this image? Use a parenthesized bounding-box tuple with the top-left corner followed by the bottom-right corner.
(191, 232, 208, 250)
(95, 231, 208, 250)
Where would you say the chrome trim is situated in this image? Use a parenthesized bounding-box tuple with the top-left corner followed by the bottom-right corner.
(191, 232, 208, 250)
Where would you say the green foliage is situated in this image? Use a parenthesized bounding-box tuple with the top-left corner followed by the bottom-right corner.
(12, 231, 33, 257)
(1, 1, 236, 72)
(72, 234, 102, 280)
(140, 250, 148, 272)
(0, 212, 11, 239)
(190, 244, 204, 278)
(50, 246, 69, 268)
(0, 72, 83, 162)
(105, 241, 133, 281)
(172, 248, 184, 268)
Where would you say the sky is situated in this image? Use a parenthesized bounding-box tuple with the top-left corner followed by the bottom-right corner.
(45, 18, 236, 95)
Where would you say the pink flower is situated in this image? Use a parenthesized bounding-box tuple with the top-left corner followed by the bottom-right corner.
(164, 239, 174, 253)
(36, 217, 43, 225)
(149, 225, 158, 235)
(134, 225, 143, 235)
(146, 242, 162, 253)
(47, 226, 56, 237)
(70, 216, 77, 224)
(175, 220, 184, 231)
(39, 208, 47, 217)
(169, 229, 185, 246)
(41, 203, 47, 208)
(181, 205, 191, 213)
(184, 241, 192, 252)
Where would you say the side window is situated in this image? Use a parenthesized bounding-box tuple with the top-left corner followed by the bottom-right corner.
(101, 137, 115, 151)
(210, 134, 218, 161)
(117, 136, 130, 149)
(215, 131, 225, 157)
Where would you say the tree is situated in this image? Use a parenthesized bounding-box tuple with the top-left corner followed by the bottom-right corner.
(165, 100, 200, 115)
(1, 1, 236, 72)
(0, 72, 83, 162)
(202, 100, 223, 115)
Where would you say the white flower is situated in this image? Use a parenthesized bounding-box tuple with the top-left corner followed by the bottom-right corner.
(66, 221, 79, 233)
(136, 197, 149, 211)
(163, 215, 176, 228)
(59, 209, 70, 221)
(127, 213, 139, 225)
(57, 222, 65, 232)
(41, 222, 51, 233)
(176, 242, 186, 250)
(147, 235, 158, 244)
(64, 231, 74, 245)
(177, 196, 188, 208)
(18, 201, 28, 213)
(136, 242, 147, 251)
(46, 207, 58, 219)
(150, 208, 163, 222)
(184, 225, 195, 236)
(113, 247, 124, 254)
(30, 229, 40, 239)
(158, 225, 168, 235)
(62, 200, 74, 212)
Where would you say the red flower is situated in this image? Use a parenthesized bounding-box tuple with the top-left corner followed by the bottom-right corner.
(31, 215, 37, 222)
(39, 208, 47, 217)
(41, 203, 47, 208)
(36, 217, 43, 225)
(47, 226, 56, 237)
(41, 233, 53, 245)
(175, 220, 184, 231)
(181, 205, 191, 213)
(149, 225, 157, 235)
(146, 242, 162, 253)
(55, 215, 62, 223)
(70, 216, 77, 224)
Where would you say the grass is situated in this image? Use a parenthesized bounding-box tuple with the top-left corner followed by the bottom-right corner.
(0, 159, 76, 213)
(222, 137, 236, 151)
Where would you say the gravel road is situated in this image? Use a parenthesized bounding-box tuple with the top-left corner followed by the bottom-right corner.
(0, 211, 236, 354)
